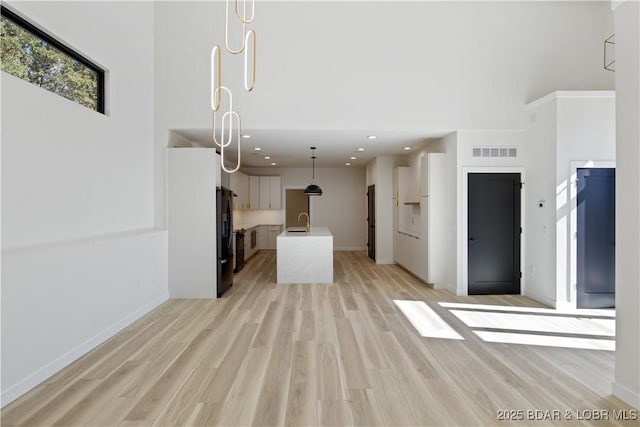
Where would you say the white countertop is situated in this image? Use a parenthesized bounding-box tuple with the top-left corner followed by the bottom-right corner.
(278, 226, 332, 237)
(233, 223, 282, 232)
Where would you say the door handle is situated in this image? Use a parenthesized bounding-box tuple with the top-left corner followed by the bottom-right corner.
(469, 237, 475, 241)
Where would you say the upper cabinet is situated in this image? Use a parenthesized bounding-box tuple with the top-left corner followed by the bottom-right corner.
(249, 175, 260, 209)
(229, 171, 250, 209)
(259, 176, 281, 210)
(230, 174, 281, 210)
(420, 153, 445, 198)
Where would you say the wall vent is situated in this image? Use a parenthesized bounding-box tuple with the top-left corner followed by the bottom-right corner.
(472, 147, 518, 158)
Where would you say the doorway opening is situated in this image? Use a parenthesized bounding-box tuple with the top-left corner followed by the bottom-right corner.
(285, 189, 309, 228)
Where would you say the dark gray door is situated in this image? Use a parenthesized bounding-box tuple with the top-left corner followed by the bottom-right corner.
(577, 168, 615, 308)
(468, 173, 521, 295)
(367, 185, 375, 260)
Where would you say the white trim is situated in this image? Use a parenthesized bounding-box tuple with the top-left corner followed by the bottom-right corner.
(375, 258, 395, 265)
(1, 227, 165, 254)
(461, 167, 526, 296)
(567, 161, 616, 309)
(525, 91, 615, 111)
(0, 293, 169, 406)
(613, 381, 640, 409)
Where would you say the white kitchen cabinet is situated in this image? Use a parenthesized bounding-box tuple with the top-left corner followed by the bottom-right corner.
(393, 164, 426, 282)
(229, 171, 249, 209)
(258, 225, 268, 249)
(269, 177, 281, 209)
(167, 147, 220, 299)
(258, 176, 281, 210)
(396, 166, 422, 237)
(259, 178, 270, 209)
(267, 225, 282, 250)
(256, 224, 281, 250)
(422, 153, 447, 286)
(249, 175, 260, 210)
(394, 153, 448, 286)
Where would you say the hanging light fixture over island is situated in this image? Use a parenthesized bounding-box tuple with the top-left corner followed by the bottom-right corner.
(304, 147, 323, 196)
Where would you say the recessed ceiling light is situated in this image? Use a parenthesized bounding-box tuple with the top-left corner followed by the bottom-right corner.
(242, 134, 251, 139)
(264, 156, 271, 160)
(403, 146, 412, 150)
(357, 148, 365, 152)
(345, 162, 351, 166)
(254, 147, 261, 151)
(350, 156, 357, 160)
(367, 135, 377, 140)
(271, 162, 277, 166)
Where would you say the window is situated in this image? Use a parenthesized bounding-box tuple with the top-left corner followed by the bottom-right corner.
(1, 6, 105, 113)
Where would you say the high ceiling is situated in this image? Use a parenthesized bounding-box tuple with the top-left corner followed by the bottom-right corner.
(173, 128, 450, 168)
(158, 1, 614, 169)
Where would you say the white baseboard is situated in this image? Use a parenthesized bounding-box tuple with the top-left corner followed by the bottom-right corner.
(523, 289, 557, 308)
(376, 258, 395, 265)
(1, 293, 169, 407)
(431, 282, 448, 290)
(613, 381, 640, 409)
(334, 246, 367, 251)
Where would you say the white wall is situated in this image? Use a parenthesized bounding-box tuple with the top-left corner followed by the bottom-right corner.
(1, 231, 168, 404)
(557, 92, 616, 308)
(613, 0, 640, 409)
(418, 130, 526, 295)
(152, 0, 614, 228)
(1, 2, 167, 405)
(523, 96, 559, 306)
(523, 92, 616, 309)
(456, 130, 527, 295)
(373, 156, 396, 264)
(240, 167, 367, 250)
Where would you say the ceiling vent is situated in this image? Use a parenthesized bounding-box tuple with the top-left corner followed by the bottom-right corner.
(472, 147, 518, 158)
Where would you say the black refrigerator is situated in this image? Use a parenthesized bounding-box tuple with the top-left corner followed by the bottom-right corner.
(217, 186, 233, 297)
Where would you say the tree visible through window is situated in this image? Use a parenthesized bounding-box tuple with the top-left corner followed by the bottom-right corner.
(1, 6, 104, 113)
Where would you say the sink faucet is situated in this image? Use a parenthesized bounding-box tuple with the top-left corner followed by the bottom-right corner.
(297, 212, 310, 232)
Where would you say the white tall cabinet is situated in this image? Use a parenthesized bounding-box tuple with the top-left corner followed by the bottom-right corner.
(421, 153, 447, 286)
(167, 148, 220, 298)
(393, 153, 447, 287)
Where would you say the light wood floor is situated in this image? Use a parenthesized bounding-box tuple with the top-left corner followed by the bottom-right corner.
(2, 251, 635, 426)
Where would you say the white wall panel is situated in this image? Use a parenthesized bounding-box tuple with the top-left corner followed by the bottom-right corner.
(1, 1, 163, 405)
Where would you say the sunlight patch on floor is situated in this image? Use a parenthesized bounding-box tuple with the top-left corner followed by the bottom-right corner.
(449, 310, 615, 337)
(438, 302, 615, 351)
(438, 302, 615, 318)
(393, 300, 464, 340)
(474, 330, 615, 351)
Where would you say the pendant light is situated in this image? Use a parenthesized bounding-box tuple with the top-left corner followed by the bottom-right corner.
(304, 147, 323, 196)
(211, 0, 258, 174)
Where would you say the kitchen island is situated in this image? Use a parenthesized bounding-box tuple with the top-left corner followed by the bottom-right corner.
(277, 227, 333, 284)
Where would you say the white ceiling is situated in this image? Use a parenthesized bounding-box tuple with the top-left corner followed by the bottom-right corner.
(173, 128, 450, 168)
(159, 1, 614, 169)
